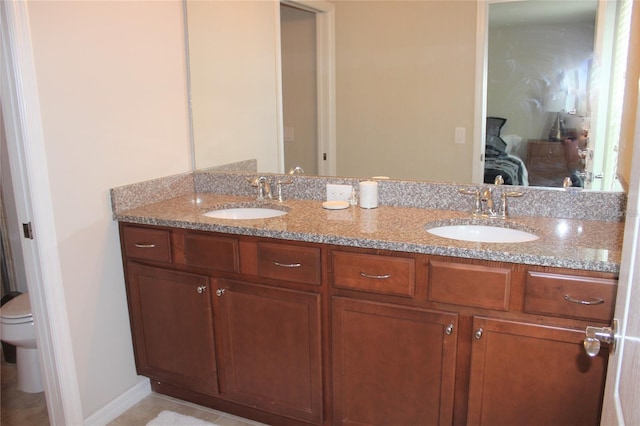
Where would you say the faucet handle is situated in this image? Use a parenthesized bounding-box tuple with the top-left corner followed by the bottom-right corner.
(276, 179, 293, 202)
(499, 191, 524, 218)
(459, 188, 482, 217)
(502, 191, 524, 198)
(494, 175, 504, 186)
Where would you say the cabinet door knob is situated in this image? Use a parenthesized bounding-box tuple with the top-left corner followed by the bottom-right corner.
(445, 323, 454, 335)
(216, 288, 226, 297)
(474, 328, 483, 340)
(196, 285, 207, 294)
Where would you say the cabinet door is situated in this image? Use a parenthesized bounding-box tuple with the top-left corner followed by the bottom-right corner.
(214, 279, 323, 424)
(126, 262, 217, 396)
(467, 317, 608, 426)
(332, 297, 458, 426)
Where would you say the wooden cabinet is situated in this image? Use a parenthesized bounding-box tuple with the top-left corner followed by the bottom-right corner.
(332, 297, 457, 426)
(119, 223, 617, 426)
(467, 317, 608, 426)
(125, 262, 218, 396)
(214, 278, 323, 424)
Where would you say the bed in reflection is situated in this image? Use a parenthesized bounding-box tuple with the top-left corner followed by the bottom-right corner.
(483, 117, 529, 186)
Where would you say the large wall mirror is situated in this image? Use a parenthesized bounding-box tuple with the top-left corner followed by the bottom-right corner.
(185, 0, 632, 191)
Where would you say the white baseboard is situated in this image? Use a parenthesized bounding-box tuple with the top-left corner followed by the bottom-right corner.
(83, 377, 151, 426)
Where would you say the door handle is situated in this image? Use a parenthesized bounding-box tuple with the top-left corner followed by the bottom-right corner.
(583, 319, 618, 357)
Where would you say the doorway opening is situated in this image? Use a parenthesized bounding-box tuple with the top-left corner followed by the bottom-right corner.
(278, 0, 335, 176)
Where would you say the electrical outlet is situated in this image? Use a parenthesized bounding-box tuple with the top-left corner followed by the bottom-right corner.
(326, 184, 353, 201)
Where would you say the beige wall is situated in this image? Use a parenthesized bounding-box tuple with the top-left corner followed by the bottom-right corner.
(618, 1, 640, 189)
(334, 0, 477, 182)
(188, 1, 281, 173)
(26, 0, 191, 418)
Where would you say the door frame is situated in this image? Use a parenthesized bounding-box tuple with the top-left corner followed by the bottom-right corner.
(0, 1, 83, 424)
(600, 79, 640, 425)
(276, 0, 335, 176)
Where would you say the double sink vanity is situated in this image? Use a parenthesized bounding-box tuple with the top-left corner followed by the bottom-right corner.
(112, 171, 624, 426)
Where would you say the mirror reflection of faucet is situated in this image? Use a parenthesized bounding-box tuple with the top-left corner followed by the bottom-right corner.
(288, 166, 305, 175)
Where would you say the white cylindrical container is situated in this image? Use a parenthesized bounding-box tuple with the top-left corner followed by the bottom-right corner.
(359, 181, 378, 209)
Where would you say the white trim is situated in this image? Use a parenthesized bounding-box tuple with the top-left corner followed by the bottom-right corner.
(0, 2, 83, 425)
(83, 378, 151, 426)
(273, 1, 286, 173)
(314, 1, 336, 176)
(472, 0, 489, 184)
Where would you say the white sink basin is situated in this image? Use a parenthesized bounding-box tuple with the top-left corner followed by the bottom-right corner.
(203, 207, 287, 220)
(426, 224, 538, 243)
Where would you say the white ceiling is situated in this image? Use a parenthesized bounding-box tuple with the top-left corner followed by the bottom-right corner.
(489, 0, 598, 27)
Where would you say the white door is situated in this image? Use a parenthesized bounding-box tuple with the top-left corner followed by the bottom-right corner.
(599, 89, 640, 424)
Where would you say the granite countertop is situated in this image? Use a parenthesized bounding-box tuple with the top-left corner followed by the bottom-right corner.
(114, 193, 623, 273)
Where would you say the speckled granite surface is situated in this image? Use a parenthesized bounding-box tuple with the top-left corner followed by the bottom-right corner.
(192, 172, 626, 221)
(113, 193, 623, 273)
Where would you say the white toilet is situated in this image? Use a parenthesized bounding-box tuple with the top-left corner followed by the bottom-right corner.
(0, 293, 44, 393)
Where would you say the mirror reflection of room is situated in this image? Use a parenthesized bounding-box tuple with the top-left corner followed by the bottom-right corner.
(186, 0, 631, 192)
(485, 0, 627, 190)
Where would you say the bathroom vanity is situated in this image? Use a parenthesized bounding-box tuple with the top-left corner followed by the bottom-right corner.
(113, 178, 622, 426)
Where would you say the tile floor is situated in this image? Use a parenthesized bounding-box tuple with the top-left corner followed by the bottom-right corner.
(2, 352, 265, 426)
(109, 393, 269, 426)
(1, 355, 49, 425)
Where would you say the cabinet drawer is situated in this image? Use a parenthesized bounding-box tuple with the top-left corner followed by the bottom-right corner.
(528, 140, 565, 159)
(184, 233, 239, 273)
(524, 272, 616, 322)
(332, 251, 415, 298)
(428, 261, 511, 310)
(257, 242, 321, 285)
(122, 225, 171, 263)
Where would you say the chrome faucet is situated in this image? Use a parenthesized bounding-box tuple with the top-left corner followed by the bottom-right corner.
(460, 175, 522, 218)
(288, 166, 305, 175)
(250, 176, 272, 200)
(480, 186, 497, 217)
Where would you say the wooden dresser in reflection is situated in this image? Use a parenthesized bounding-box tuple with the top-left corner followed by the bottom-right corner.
(526, 140, 569, 187)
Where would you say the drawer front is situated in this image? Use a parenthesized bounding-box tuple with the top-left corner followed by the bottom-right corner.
(257, 243, 321, 285)
(332, 251, 415, 298)
(184, 233, 239, 273)
(428, 261, 511, 310)
(528, 141, 565, 158)
(122, 225, 171, 263)
(524, 272, 616, 322)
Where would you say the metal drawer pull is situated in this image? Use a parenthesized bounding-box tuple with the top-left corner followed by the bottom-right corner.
(563, 294, 605, 305)
(273, 260, 301, 268)
(359, 272, 392, 280)
(134, 243, 156, 248)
